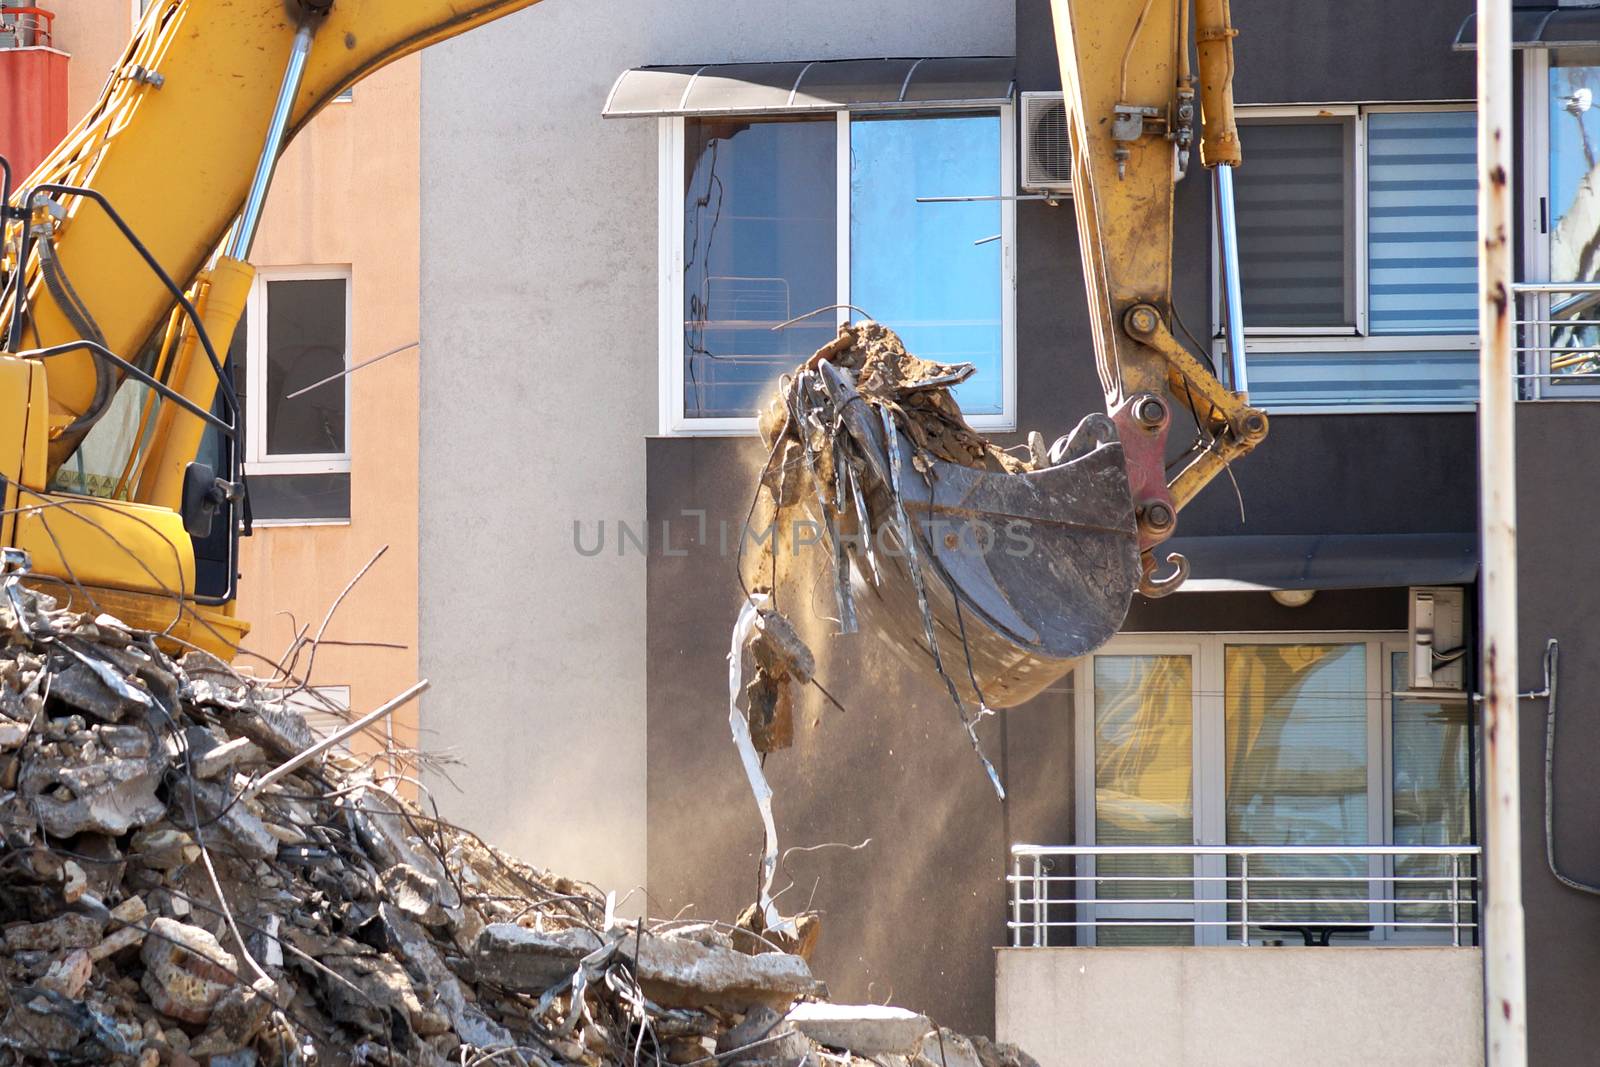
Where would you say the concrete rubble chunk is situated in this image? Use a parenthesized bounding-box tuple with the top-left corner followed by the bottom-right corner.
(141, 917, 240, 1024)
(916, 1028, 984, 1067)
(170, 775, 277, 861)
(0, 716, 29, 749)
(21, 746, 168, 837)
(39, 948, 93, 998)
(130, 825, 200, 869)
(4, 912, 104, 953)
(475, 923, 605, 990)
(786, 1002, 933, 1056)
(719, 1006, 811, 1065)
(626, 929, 826, 1011)
(381, 861, 451, 926)
(192, 734, 261, 780)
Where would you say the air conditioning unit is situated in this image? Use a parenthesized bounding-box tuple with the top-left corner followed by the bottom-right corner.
(1409, 586, 1467, 691)
(1020, 91, 1073, 197)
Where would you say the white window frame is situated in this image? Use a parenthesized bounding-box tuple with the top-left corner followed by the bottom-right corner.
(243, 266, 353, 476)
(1218, 102, 1479, 415)
(658, 105, 1017, 436)
(1519, 47, 1600, 400)
(1073, 631, 1470, 946)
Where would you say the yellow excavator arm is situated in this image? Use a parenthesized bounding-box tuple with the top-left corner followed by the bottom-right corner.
(0, 0, 550, 654)
(0, 0, 1266, 670)
(1050, 0, 1268, 595)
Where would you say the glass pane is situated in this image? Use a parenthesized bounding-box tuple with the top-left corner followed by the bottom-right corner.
(683, 117, 836, 418)
(849, 113, 1003, 414)
(1235, 120, 1354, 329)
(1391, 651, 1473, 940)
(1225, 644, 1368, 940)
(1093, 655, 1193, 946)
(1546, 53, 1600, 385)
(265, 278, 346, 456)
(1367, 111, 1478, 335)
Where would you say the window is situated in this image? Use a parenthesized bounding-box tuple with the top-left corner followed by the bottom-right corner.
(228, 268, 352, 524)
(1075, 632, 1475, 945)
(240, 270, 351, 474)
(664, 107, 1015, 433)
(1222, 105, 1479, 411)
(1520, 48, 1600, 397)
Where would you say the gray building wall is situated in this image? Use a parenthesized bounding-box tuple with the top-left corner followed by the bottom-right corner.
(1516, 403, 1600, 1066)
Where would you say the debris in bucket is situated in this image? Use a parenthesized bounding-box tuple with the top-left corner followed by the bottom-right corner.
(737, 321, 1026, 802)
(0, 582, 1036, 1067)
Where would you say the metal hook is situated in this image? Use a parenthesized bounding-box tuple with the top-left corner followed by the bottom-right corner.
(1138, 550, 1189, 598)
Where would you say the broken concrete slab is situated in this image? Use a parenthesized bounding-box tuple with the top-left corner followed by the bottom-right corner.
(192, 735, 261, 780)
(4, 912, 104, 954)
(141, 918, 240, 1024)
(474, 923, 605, 990)
(625, 930, 826, 1011)
(787, 1002, 932, 1056)
(170, 776, 277, 861)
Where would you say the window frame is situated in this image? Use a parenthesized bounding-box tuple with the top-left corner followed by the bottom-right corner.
(243, 265, 354, 476)
(1073, 630, 1472, 946)
(1519, 47, 1600, 400)
(658, 105, 1017, 436)
(1217, 102, 1480, 415)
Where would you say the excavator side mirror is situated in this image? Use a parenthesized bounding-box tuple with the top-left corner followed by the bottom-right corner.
(180, 461, 222, 538)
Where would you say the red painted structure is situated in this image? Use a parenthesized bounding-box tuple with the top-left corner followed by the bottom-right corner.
(0, 8, 66, 180)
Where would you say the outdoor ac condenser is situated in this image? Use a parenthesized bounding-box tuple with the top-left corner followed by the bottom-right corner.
(1020, 91, 1073, 196)
(1409, 586, 1467, 691)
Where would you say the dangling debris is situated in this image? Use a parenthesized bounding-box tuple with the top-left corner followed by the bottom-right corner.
(737, 321, 1139, 799)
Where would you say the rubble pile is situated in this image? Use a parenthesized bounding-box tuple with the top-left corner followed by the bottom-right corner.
(0, 583, 1037, 1067)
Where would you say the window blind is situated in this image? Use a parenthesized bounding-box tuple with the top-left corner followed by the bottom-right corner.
(1367, 110, 1479, 334)
(1234, 121, 1353, 329)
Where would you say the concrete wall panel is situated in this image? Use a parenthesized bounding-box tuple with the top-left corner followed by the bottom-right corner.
(997, 947, 1485, 1067)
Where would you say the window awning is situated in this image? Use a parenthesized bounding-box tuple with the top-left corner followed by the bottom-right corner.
(1454, 6, 1600, 50)
(1168, 533, 1478, 593)
(602, 57, 1015, 119)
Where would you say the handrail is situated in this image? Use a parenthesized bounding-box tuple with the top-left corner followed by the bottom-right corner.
(1013, 843, 1479, 857)
(1007, 843, 1482, 948)
(0, 7, 54, 49)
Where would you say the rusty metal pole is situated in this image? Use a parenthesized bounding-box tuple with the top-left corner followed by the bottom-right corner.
(1477, 0, 1527, 1063)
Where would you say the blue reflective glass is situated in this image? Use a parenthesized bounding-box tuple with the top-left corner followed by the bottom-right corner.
(683, 118, 836, 419)
(850, 114, 1004, 414)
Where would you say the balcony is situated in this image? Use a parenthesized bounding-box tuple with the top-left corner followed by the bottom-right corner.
(997, 844, 1484, 1067)
(1516, 280, 1600, 399)
(1007, 843, 1481, 947)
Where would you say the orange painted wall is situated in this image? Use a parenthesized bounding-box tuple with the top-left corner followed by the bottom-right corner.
(56, 4, 421, 772)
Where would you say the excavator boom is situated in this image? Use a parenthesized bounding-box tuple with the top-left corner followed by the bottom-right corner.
(0, 0, 549, 653)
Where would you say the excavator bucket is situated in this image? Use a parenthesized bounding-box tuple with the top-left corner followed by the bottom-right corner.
(750, 323, 1140, 711)
(814, 362, 1140, 708)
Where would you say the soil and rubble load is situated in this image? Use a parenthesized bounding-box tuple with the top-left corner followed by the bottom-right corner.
(0, 580, 1037, 1067)
(739, 322, 1138, 794)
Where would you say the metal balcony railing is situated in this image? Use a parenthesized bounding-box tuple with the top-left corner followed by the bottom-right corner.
(1008, 844, 1482, 948)
(1515, 280, 1600, 397)
(0, 6, 53, 49)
